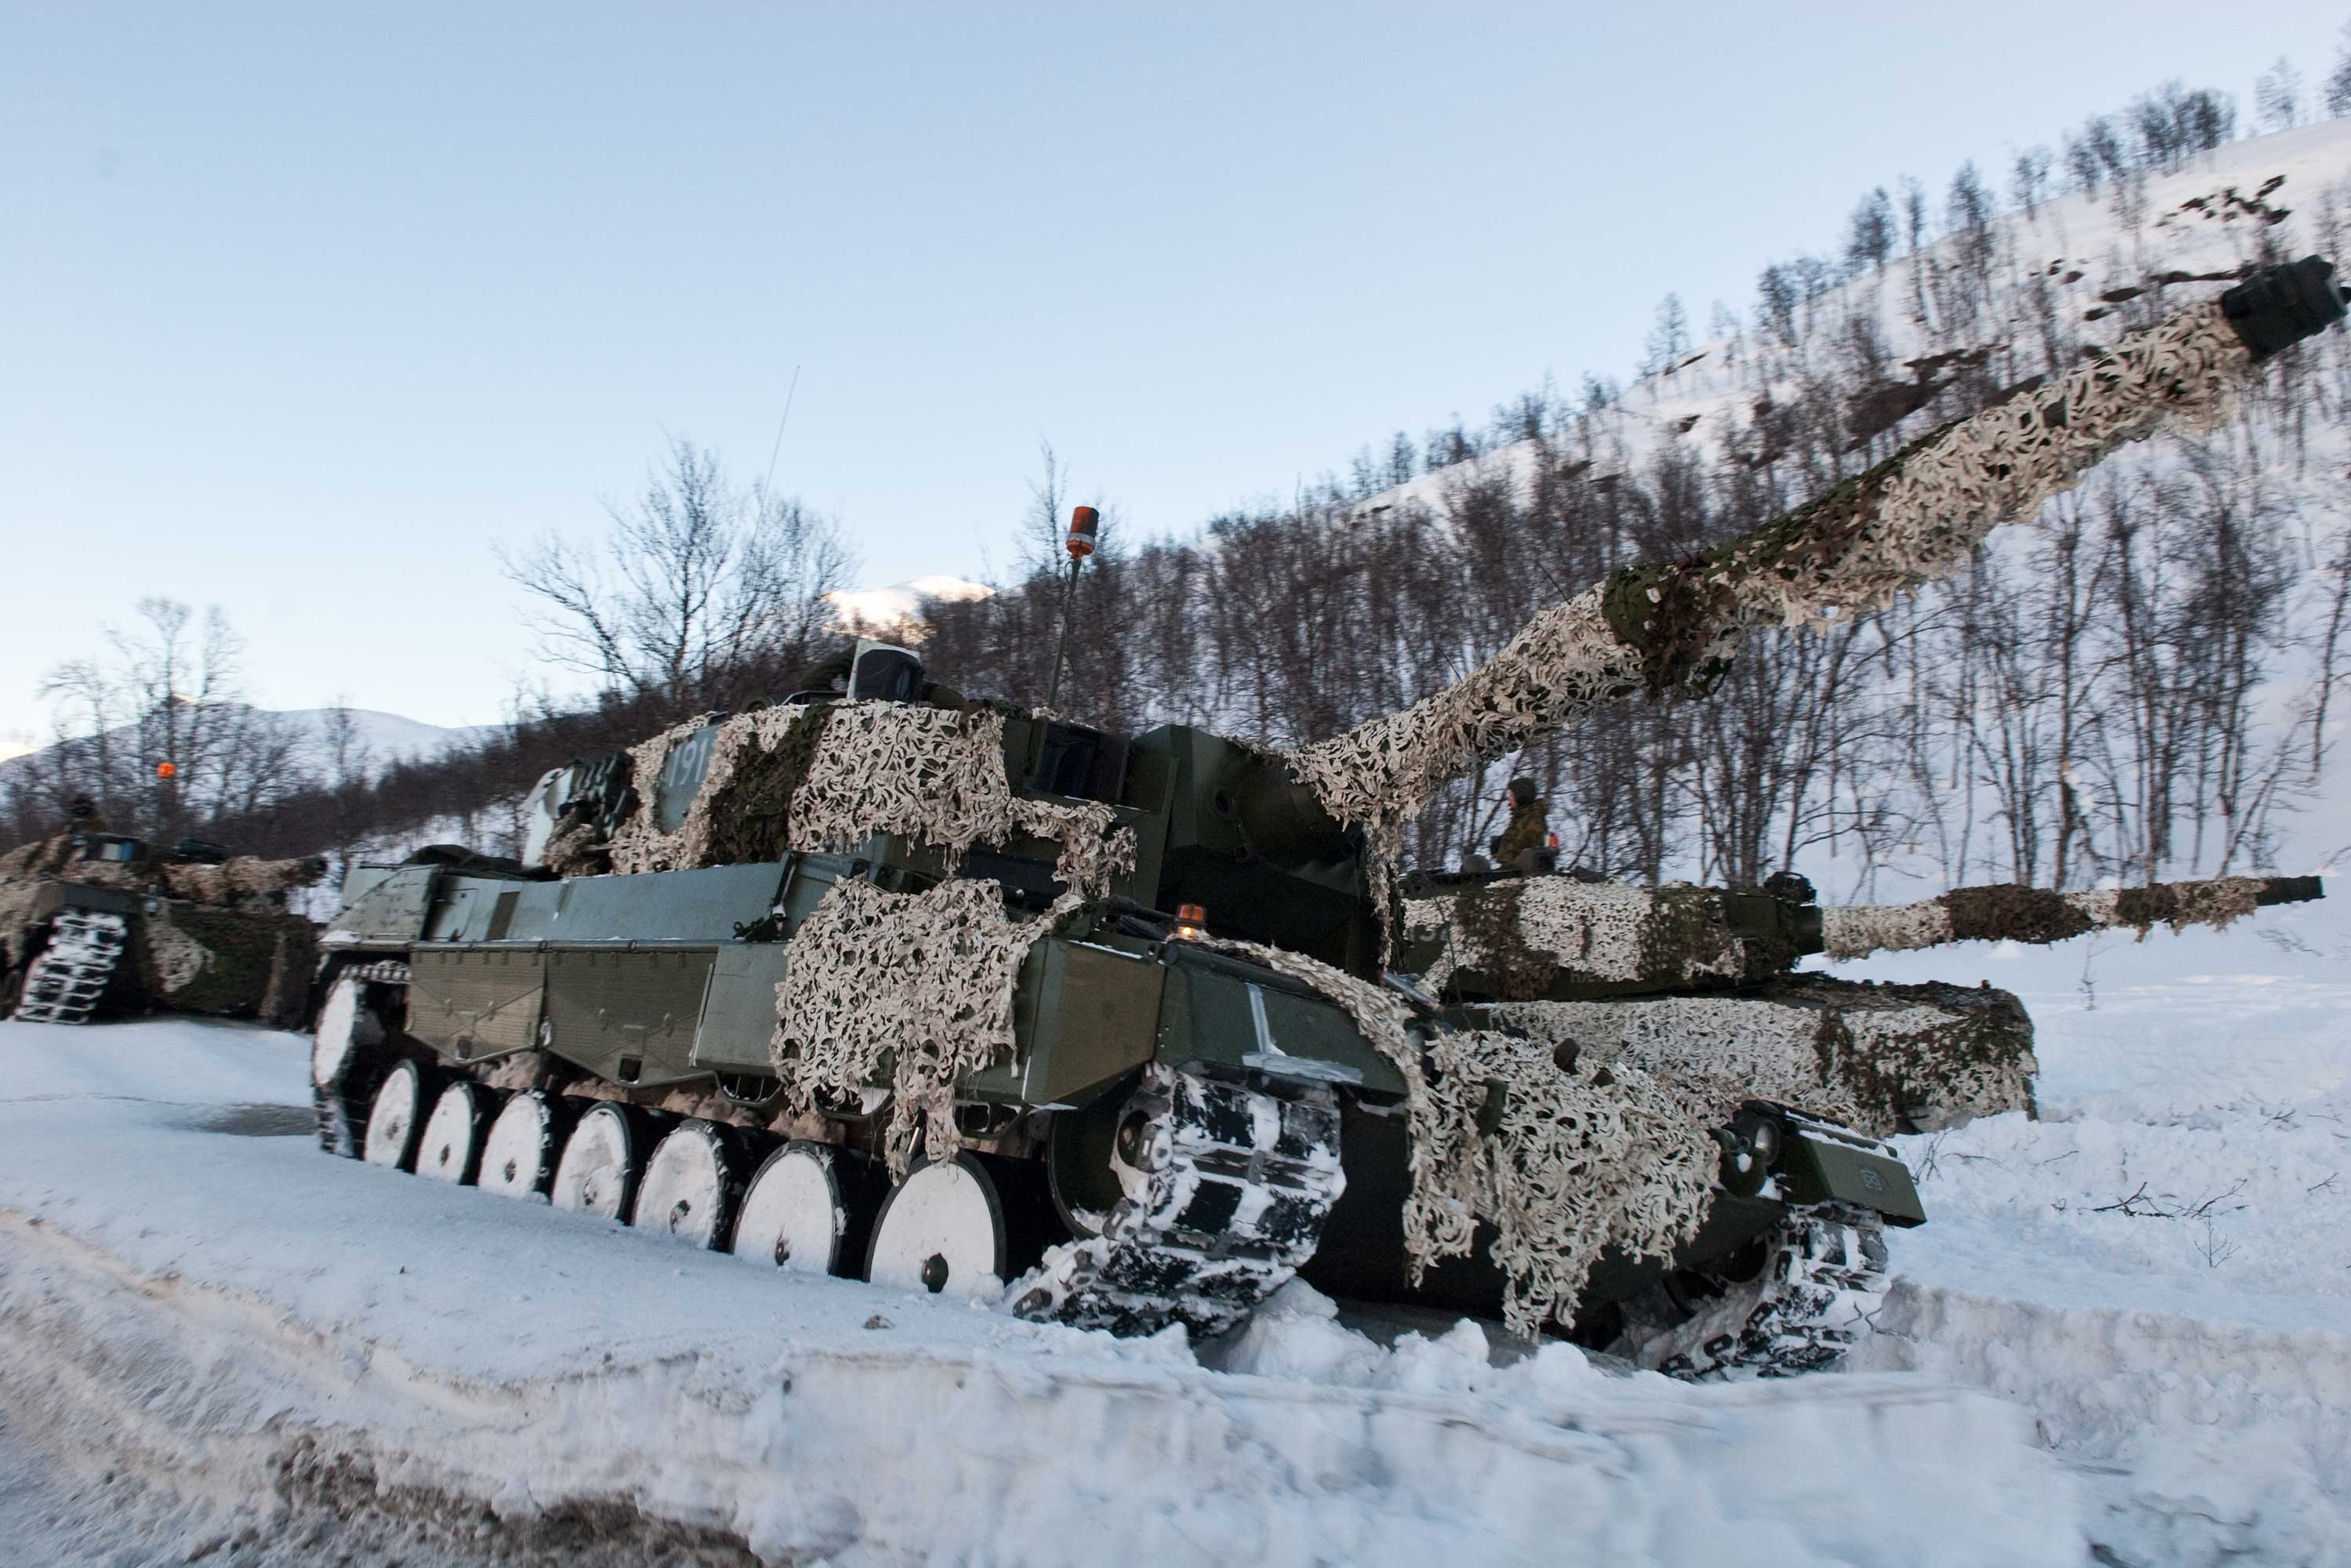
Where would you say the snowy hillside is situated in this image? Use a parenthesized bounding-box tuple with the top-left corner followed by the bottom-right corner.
(1366, 118, 2351, 524)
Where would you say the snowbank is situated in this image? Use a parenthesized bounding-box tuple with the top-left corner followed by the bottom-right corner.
(1832, 885, 2351, 1564)
(0, 1018, 2082, 1566)
(5, 884, 2351, 1563)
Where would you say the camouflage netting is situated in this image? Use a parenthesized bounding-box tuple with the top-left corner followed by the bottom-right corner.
(111, 903, 317, 1022)
(0, 837, 321, 909)
(1820, 877, 2270, 961)
(1198, 935, 1715, 1337)
(1402, 880, 1768, 998)
(1491, 975, 2038, 1138)
(1427, 1029, 1716, 1338)
(1289, 303, 2255, 858)
(0, 886, 38, 971)
(769, 878, 1076, 1179)
(1, 834, 93, 966)
(597, 702, 1134, 895)
(154, 855, 327, 905)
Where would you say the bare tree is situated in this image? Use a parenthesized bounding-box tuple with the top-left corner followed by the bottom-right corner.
(1641, 293, 1692, 377)
(2256, 57, 2304, 133)
(2009, 147, 2053, 217)
(18, 598, 308, 842)
(1843, 188, 1896, 273)
(2327, 25, 2351, 119)
(499, 438, 853, 713)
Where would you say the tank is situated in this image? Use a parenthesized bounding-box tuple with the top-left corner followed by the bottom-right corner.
(1400, 868, 2323, 1138)
(309, 259, 2342, 1377)
(0, 829, 325, 1027)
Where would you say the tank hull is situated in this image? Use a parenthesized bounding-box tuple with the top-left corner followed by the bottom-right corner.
(316, 848, 1924, 1357)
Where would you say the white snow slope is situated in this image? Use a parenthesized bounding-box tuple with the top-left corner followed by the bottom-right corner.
(4, 893, 2350, 1564)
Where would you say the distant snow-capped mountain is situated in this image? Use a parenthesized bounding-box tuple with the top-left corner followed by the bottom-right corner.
(0, 704, 496, 788)
(825, 575, 994, 641)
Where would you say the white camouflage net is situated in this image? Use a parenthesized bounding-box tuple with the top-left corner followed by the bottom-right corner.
(601, 702, 1133, 895)
(1402, 880, 1749, 996)
(1288, 590, 1644, 859)
(153, 856, 325, 906)
(1819, 900, 1953, 961)
(1195, 935, 1714, 1336)
(1290, 303, 2255, 850)
(0, 885, 36, 970)
(1821, 877, 2267, 960)
(1428, 1029, 1716, 1338)
(769, 878, 1073, 1179)
(143, 920, 209, 993)
(1491, 989, 2037, 1138)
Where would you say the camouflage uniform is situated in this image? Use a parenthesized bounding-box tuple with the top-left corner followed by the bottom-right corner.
(1491, 779, 1549, 870)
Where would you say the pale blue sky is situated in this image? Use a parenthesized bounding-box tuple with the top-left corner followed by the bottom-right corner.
(3, 2, 2337, 742)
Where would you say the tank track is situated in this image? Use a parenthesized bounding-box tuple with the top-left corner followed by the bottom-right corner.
(11, 909, 128, 1025)
(1010, 1064, 1347, 1339)
(1631, 1202, 1891, 1379)
(314, 965, 411, 1157)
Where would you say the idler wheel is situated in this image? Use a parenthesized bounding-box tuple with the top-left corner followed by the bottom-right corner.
(310, 971, 382, 1092)
(361, 1059, 439, 1172)
(415, 1080, 506, 1186)
(633, 1120, 751, 1250)
(479, 1090, 579, 1201)
(865, 1152, 1060, 1301)
(733, 1141, 884, 1276)
(550, 1103, 669, 1222)
(312, 970, 390, 1159)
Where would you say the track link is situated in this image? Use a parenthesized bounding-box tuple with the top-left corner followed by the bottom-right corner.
(1010, 1064, 1347, 1339)
(11, 909, 127, 1025)
(1627, 1202, 1892, 1379)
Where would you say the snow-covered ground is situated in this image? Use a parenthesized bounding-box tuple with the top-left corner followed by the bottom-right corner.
(1827, 888, 2351, 1566)
(2, 891, 2348, 1565)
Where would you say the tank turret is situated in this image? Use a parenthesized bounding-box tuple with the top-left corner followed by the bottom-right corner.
(307, 261, 2342, 1367)
(1399, 870, 2321, 1137)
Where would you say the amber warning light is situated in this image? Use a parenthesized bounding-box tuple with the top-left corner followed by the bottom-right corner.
(1173, 903, 1208, 941)
(156, 761, 177, 780)
(1066, 505, 1099, 561)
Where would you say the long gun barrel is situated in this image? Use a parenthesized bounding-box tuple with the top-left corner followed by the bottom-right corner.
(1819, 873, 2324, 962)
(1405, 871, 2324, 1002)
(1289, 259, 2348, 849)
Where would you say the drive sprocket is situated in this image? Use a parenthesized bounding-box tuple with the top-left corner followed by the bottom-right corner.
(1010, 1064, 1348, 1339)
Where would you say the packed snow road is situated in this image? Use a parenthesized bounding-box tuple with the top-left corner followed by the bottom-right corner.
(1, 892, 2346, 1566)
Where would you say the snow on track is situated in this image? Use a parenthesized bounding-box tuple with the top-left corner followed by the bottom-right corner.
(5, 882, 2351, 1566)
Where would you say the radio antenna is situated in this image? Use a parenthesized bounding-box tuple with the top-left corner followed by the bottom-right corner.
(761, 364, 803, 495)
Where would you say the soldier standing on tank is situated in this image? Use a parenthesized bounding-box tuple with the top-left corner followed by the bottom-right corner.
(33, 796, 107, 875)
(66, 795, 106, 835)
(1490, 778, 1549, 873)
